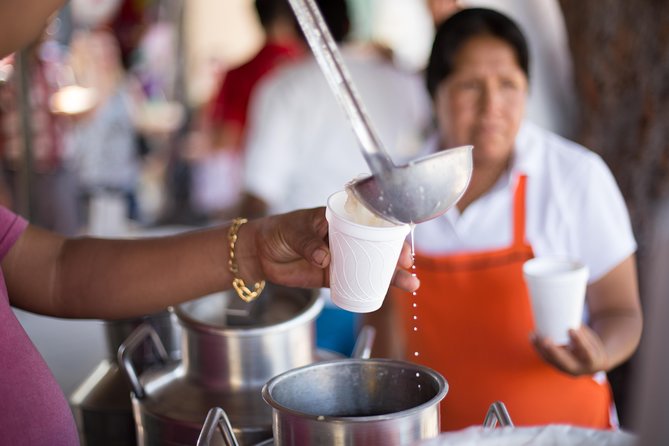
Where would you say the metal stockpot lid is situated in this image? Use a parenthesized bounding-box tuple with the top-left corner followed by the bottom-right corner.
(174, 284, 323, 333)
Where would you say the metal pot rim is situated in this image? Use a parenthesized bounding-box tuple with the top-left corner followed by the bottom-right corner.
(174, 290, 323, 336)
(261, 358, 448, 422)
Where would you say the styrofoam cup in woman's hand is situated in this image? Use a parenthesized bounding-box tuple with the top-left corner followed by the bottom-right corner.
(523, 257, 589, 345)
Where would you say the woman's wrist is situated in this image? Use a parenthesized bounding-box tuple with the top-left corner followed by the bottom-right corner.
(230, 217, 264, 284)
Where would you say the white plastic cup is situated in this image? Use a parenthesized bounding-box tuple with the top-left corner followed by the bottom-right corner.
(325, 190, 411, 313)
(522, 257, 589, 345)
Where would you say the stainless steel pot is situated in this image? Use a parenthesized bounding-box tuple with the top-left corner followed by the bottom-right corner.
(261, 358, 448, 446)
(120, 285, 324, 446)
(195, 327, 376, 446)
(70, 310, 181, 446)
(198, 400, 507, 446)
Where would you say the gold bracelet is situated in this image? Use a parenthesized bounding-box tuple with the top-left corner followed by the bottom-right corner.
(228, 217, 265, 302)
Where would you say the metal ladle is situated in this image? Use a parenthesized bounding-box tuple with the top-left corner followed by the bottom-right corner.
(287, 0, 473, 224)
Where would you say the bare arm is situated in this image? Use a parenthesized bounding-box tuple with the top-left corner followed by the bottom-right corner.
(586, 254, 643, 368)
(533, 254, 643, 375)
(0, 0, 66, 57)
(2, 208, 329, 318)
(2, 208, 419, 319)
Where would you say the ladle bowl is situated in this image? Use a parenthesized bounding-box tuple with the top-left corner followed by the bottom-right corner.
(349, 145, 473, 224)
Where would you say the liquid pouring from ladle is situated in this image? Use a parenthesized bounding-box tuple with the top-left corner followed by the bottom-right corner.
(287, 0, 473, 225)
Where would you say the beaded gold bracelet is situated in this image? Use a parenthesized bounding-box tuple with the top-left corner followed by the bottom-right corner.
(228, 217, 265, 302)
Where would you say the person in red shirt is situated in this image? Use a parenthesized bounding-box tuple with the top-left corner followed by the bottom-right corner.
(189, 0, 304, 221)
(208, 0, 304, 150)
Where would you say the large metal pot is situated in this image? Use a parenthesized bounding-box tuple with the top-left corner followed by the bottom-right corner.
(261, 358, 448, 445)
(195, 328, 376, 446)
(120, 285, 324, 446)
(198, 400, 508, 446)
(70, 311, 181, 446)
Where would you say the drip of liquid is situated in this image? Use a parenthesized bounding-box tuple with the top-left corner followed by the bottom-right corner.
(409, 223, 420, 376)
(409, 223, 416, 258)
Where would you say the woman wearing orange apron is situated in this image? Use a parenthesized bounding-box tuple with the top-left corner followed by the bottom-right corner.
(401, 175, 611, 430)
(369, 8, 642, 431)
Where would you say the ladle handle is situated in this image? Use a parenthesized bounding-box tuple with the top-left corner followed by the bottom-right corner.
(483, 401, 514, 428)
(351, 325, 376, 359)
(286, 0, 395, 173)
(197, 407, 240, 446)
(117, 322, 169, 399)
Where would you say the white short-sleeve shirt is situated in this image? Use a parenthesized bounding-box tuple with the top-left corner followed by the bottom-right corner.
(243, 47, 431, 215)
(415, 122, 636, 283)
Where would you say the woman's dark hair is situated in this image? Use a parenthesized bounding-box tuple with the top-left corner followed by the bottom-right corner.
(426, 8, 530, 98)
(315, 0, 350, 43)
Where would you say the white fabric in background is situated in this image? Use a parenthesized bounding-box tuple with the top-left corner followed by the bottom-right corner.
(420, 425, 636, 446)
(71, 86, 140, 192)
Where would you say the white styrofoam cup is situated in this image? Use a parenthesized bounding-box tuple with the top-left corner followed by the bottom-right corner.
(523, 257, 589, 345)
(325, 190, 410, 313)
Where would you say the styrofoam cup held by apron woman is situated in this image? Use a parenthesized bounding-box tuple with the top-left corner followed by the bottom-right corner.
(325, 190, 410, 313)
(523, 257, 589, 345)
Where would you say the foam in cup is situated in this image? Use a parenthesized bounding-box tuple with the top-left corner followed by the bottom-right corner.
(343, 188, 395, 227)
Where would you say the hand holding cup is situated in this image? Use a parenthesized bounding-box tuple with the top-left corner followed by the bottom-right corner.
(531, 325, 609, 376)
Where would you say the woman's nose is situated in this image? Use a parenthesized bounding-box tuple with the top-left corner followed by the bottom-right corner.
(480, 84, 502, 114)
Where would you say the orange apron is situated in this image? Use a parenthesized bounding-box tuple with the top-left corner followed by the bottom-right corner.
(396, 175, 612, 431)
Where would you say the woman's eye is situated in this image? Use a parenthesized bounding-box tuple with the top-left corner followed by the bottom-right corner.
(501, 79, 519, 90)
(457, 81, 479, 91)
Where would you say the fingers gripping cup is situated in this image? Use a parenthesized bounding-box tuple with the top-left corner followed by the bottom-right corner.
(326, 190, 411, 313)
(522, 257, 589, 346)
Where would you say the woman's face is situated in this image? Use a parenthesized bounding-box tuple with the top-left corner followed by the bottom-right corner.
(434, 35, 528, 169)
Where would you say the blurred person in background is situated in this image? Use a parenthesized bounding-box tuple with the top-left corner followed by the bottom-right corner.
(67, 28, 145, 228)
(189, 0, 304, 222)
(240, 0, 432, 355)
(105, 14, 193, 227)
(0, 22, 80, 236)
(366, 8, 641, 431)
(208, 0, 303, 151)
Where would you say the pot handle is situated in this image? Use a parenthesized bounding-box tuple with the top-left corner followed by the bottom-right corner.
(197, 407, 240, 446)
(117, 322, 169, 399)
(351, 325, 376, 359)
(483, 401, 514, 428)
